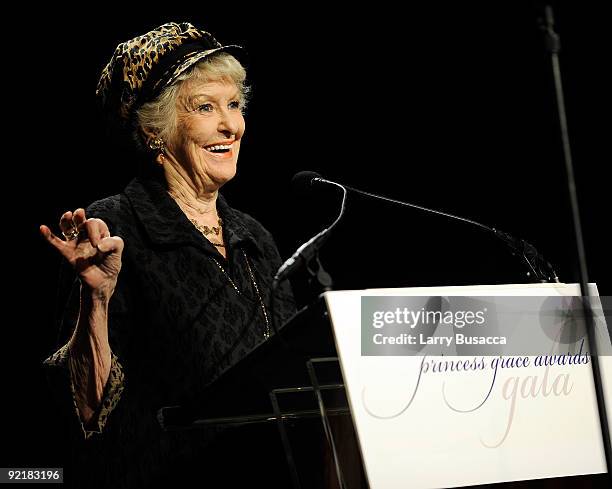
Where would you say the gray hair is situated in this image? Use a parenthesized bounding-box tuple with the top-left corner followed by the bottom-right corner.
(134, 53, 249, 152)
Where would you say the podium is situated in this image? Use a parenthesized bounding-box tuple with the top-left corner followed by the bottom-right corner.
(158, 283, 611, 489)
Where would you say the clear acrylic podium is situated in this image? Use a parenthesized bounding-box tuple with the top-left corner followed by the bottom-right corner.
(157, 298, 368, 489)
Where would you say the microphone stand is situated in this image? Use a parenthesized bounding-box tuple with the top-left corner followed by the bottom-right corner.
(540, 4, 611, 476)
(270, 181, 346, 339)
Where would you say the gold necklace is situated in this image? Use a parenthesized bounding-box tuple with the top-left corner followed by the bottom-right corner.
(190, 218, 225, 247)
(190, 218, 223, 236)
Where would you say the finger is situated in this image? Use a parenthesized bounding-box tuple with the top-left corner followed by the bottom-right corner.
(82, 218, 109, 248)
(59, 211, 74, 235)
(40, 224, 69, 256)
(97, 236, 124, 255)
(72, 208, 87, 228)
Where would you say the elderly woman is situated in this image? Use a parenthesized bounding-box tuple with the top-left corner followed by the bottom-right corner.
(40, 22, 295, 488)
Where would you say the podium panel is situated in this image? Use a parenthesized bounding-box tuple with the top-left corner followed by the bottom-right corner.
(324, 283, 611, 489)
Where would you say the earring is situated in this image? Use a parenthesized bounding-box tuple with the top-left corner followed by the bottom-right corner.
(148, 137, 166, 154)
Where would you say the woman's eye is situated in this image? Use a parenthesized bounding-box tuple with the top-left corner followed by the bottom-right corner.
(197, 104, 213, 112)
(228, 100, 241, 110)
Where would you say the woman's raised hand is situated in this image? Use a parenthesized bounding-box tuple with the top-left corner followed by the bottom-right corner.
(40, 209, 124, 298)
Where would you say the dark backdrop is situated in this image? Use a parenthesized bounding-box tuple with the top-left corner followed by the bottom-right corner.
(4, 1, 610, 486)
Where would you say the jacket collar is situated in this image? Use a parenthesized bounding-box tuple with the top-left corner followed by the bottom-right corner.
(123, 176, 261, 256)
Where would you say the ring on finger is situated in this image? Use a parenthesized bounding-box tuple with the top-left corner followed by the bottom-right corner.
(62, 228, 80, 241)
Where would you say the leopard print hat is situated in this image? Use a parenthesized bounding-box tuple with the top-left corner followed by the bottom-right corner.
(96, 22, 244, 125)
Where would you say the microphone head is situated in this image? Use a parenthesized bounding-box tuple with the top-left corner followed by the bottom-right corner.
(291, 171, 322, 192)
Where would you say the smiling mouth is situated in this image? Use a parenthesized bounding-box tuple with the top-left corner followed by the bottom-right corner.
(203, 143, 233, 154)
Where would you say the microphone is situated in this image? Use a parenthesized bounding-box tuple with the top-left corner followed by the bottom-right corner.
(286, 171, 560, 283)
(291, 170, 322, 189)
(290, 170, 336, 194)
(273, 172, 347, 284)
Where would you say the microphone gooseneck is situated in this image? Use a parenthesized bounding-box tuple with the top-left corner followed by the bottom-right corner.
(273, 173, 347, 284)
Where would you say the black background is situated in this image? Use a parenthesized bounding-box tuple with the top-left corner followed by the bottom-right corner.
(4, 1, 610, 486)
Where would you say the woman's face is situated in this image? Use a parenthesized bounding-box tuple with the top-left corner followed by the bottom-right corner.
(166, 77, 245, 190)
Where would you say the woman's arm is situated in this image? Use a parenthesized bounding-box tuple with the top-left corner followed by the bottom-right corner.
(68, 288, 112, 425)
(41, 208, 124, 428)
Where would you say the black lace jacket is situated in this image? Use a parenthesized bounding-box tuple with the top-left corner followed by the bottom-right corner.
(43, 176, 296, 488)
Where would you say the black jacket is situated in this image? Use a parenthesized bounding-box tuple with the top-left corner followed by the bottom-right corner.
(44, 175, 296, 488)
